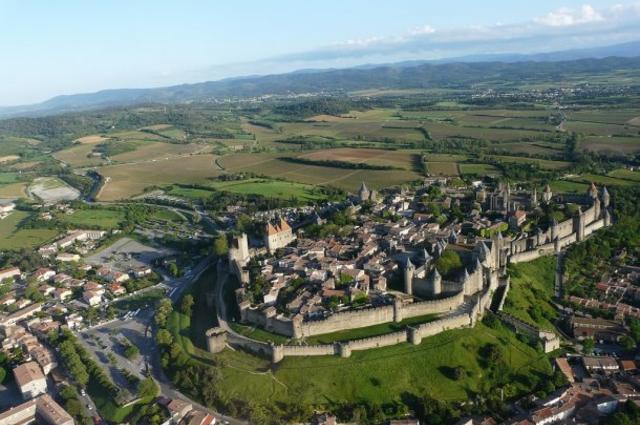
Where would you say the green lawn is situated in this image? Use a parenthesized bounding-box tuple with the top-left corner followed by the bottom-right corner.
(459, 163, 501, 176)
(147, 208, 185, 222)
(569, 173, 635, 187)
(112, 288, 166, 312)
(171, 313, 552, 409)
(59, 208, 125, 229)
(550, 180, 590, 194)
(88, 380, 154, 424)
(0, 210, 59, 250)
(0, 172, 24, 184)
(608, 168, 640, 182)
(168, 179, 328, 202)
(504, 256, 558, 330)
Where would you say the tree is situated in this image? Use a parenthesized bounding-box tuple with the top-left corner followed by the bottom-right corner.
(154, 298, 173, 327)
(156, 329, 173, 346)
(582, 338, 595, 355)
(213, 234, 229, 257)
(85, 307, 99, 324)
(137, 377, 159, 399)
(168, 262, 180, 277)
(621, 335, 636, 351)
(124, 344, 140, 360)
(181, 294, 195, 316)
(0, 367, 6, 384)
(435, 250, 463, 278)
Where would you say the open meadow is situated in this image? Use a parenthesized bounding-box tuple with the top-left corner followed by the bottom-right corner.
(0, 210, 59, 250)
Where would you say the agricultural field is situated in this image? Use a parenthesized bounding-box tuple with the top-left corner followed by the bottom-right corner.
(0, 182, 28, 199)
(549, 180, 590, 194)
(297, 148, 419, 170)
(607, 168, 640, 182)
(488, 156, 571, 170)
(426, 162, 459, 176)
(209, 179, 325, 201)
(108, 141, 208, 163)
(97, 154, 221, 200)
(219, 152, 422, 191)
(580, 135, 640, 155)
(459, 163, 501, 177)
(0, 210, 59, 250)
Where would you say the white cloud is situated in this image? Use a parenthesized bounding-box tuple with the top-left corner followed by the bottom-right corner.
(268, 2, 640, 65)
(535, 4, 603, 27)
(408, 25, 436, 36)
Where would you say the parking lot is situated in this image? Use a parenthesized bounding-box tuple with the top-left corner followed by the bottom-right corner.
(85, 237, 174, 271)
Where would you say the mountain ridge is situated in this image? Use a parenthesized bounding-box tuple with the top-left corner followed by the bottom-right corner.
(2, 40, 640, 118)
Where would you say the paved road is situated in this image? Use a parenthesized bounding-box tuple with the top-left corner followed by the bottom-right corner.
(75, 255, 245, 424)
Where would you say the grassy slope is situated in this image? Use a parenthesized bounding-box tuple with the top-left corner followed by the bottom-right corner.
(504, 256, 558, 330)
(167, 268, 554, 413)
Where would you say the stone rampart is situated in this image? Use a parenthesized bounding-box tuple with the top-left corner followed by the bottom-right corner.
(282, 344, 336, 357)
(347, 330, 408, 351)
(402, 291, 464, 319)
(411, 314, 471, 345)
(299, 304, 395, 337)
(585, 218, 605, 238)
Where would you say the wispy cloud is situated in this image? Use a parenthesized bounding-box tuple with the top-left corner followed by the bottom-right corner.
(258, 3, 640, 67)
(535, 5, 603, 27)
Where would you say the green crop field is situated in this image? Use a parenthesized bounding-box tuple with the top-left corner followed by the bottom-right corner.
(209, 179, 326, 201)
(607, 168, 640, 182)
(426, 162, 459, 176)
(459, 163, 501, 176)
(219, 153, 422, 191)
(550, 180, 590, 194)
(0, 211, 59, 250)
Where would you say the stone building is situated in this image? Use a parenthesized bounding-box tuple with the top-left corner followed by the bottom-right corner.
(265, 217, 296, 253)
(13, 362, 47, 400)
(357, 181, 378, 203)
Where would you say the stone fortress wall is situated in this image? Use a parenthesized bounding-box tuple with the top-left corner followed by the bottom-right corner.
(223, 187, 611, 362)
(240, 290, 466, 339)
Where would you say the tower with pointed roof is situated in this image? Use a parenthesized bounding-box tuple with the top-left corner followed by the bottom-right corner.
(531, 186, 538, 207)
(602, 186, 610, 209)
(404, 258, 415, 296)
(358, 182, 370, 203)
(429, 268, 442, 296)
(588, 182, 598, 200)
(542, 184, 553, 203)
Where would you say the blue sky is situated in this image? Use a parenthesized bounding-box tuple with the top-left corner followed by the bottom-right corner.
(1, 0, 640, 105)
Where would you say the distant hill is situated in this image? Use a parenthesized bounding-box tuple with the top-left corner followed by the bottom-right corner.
(2, 41, 640, 118)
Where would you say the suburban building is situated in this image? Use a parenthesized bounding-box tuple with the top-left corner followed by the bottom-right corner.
(13, 361, 47, 399)
(0, 394, 73, 425)
(0, 267, 21, 282)
(55, 253, 80, 262)
(582, 356, 620, 374)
